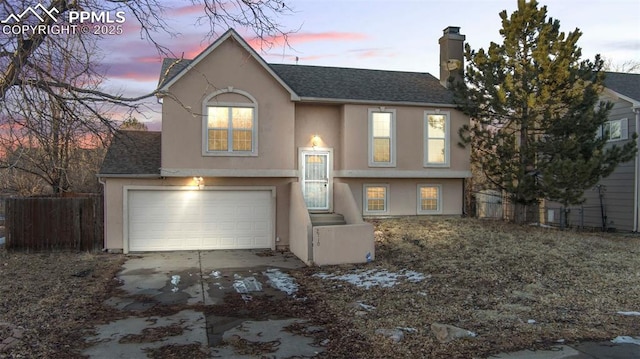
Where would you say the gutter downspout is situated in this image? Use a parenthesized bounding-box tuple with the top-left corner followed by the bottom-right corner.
(634, 108, 640, 232)
(462, 178, 467, 217)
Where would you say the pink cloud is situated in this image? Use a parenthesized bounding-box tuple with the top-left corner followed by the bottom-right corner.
(134, 56, 163, 64)
(184, 44, 208, 59)
(168, 4, 206, 16)
(119, 20, 142, 35)
(357, 50, 378, 58)
(100, 61, 162, 82)
(263, 53, 338, 62)
(110, 72, 159, 82)
(348, 48, 397, 59)
(167, 3, 233, 17)
(247, 31, 368, 50)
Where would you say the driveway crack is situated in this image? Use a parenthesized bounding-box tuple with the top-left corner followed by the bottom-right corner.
(198, 250, 206, 305)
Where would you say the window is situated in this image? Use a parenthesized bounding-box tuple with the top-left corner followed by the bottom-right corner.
(602, 118, 628, 142)
(424, 111, 450, 167)
(417, 184, 442, 214)
(368, 109, 396, 167)
(202, 88, 258, 156)
(207, 106, 254, 152)
(363, 184, 389, 214)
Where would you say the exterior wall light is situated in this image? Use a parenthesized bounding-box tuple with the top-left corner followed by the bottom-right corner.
(193, 176, 204, 189)
(312, 135, 321, 148)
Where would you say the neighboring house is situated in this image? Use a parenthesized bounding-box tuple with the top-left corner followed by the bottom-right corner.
(98, 27, 471, 265)
(561, 72, 640, 231)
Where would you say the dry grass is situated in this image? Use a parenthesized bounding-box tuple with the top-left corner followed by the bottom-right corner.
(0, 218, 638, 358)
(0, 250, 125, 359)
(296, 217, 640, 358)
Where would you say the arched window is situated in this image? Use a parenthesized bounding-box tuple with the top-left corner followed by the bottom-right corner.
(202, 87, 258, 156)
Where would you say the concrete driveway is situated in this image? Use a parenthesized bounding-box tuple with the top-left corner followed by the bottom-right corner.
(82, 250, 639, 359)
(83, 250, 326, 359)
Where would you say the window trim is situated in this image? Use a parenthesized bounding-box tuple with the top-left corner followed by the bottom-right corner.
(202, 88, 258, 156)
(363, 183, 390, 215)
(368, 108, 397, 167)
(424, 110, 450, 167)
(417, 184, 442, 214)
(602, 118, 629, 142)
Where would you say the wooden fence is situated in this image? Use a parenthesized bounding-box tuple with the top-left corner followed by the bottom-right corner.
(4, 194, 103, 251)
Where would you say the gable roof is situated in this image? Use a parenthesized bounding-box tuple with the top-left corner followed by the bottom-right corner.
(158, 60, 453, 105)
(99, 131, 161, 177)
(604, 71, 640, 106)
(158, 58, 191, 88)
(157, 28, 299, 101)
(270, 64, 453, 105)
(157, 29, 454, 106)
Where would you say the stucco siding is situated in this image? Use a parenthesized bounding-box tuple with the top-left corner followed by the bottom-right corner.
(340, 104, 470, 173)
(161, 37, 296, 172)
(337, 178, 464, 216)
(294, 105, 343, 169)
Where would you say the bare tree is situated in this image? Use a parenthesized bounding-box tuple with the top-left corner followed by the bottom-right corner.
(603, 57, 640, 74)
(119, 117, 148, 131)
(1, 0, 293, 107)
(0, 0, 292, 194)
(0, 166, 49, 196)
(0, 34, 109, 193)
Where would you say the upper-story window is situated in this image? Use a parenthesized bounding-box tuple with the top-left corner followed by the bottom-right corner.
(203, 88, 258, 156)
(207, 106, 254, 151)
(602, 118, 628, 142)
(368, 109, 396, 167)
(424, 111, 450, 167)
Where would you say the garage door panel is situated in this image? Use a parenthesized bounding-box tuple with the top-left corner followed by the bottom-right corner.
(236, 220, 254, 231)
(236, 237, 254, 246)
(128, 189, 273, 251)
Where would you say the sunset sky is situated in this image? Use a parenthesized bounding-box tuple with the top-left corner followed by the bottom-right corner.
(98, 0, 640, 128)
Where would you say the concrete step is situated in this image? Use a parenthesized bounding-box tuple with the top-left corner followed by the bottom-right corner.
(310, 213, 347, 226)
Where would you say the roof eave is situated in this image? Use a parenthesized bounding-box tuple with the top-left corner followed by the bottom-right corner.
(297, 96, 458, 108)
(157, 29, 300, 101)
(604, 87, 640, 108)
(97, 173, 162, 178)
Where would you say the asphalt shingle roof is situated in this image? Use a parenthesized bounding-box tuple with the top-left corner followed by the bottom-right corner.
(99, 131, 161, 176)
(158, 58, 454, 105)
(270, 64, 453, 104)
(604, 72, 640, 102)
(159, 58, 191, 88)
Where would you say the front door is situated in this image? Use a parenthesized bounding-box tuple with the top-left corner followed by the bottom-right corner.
(301, 150, 330, 211)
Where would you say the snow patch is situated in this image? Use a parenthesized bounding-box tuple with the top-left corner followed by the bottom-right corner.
(233, 276, 262, 294)
(314, 268, 428, 289)
(171, 275, 180, 293)
(357, 302, 376, 311)
(611, 336, 640, 345)
(528, 222, 554, 229)
(263, 268, 298, 295)
(617, 311, 640, 316)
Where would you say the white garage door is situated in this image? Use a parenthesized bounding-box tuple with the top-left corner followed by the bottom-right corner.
(127, 189, 273, 251)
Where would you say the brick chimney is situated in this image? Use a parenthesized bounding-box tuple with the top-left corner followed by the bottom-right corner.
(439, 26, 465, 88)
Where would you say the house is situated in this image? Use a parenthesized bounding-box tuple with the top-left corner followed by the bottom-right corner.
(98, 27, 471, 265)
(560, 72, 640, 231)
